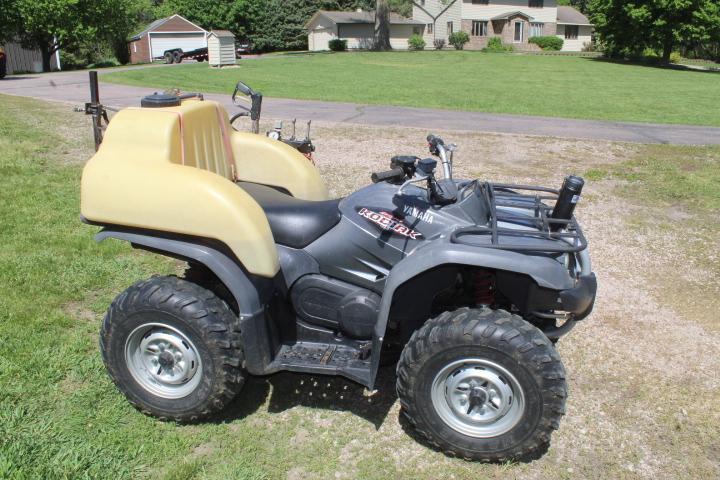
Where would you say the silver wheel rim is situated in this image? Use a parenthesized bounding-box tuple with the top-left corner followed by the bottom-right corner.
(431, 358, 525, 438)
(125, 323, 203, 399)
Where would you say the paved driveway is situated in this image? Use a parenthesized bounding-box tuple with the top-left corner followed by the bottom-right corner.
(1, 68, 719, 145)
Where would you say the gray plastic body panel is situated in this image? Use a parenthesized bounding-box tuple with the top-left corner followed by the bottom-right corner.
(96, 230, 264, 317)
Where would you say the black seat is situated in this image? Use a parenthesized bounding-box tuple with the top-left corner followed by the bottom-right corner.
(238, 182, 341, 249)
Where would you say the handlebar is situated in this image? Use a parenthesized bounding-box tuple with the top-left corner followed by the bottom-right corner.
(372, 168, 406, 184)
(427, 134, 444, 149)
(427, 134, 452, 180)
(233, 81, 254, 99)
(232, 81, 263, 133)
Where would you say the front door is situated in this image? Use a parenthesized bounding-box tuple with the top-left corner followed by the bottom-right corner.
(514, 21, 524, 43)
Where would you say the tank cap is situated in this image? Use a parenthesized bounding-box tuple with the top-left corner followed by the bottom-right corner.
(140, 92, 181, 108)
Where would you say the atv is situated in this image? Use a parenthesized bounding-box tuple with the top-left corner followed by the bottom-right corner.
(80, 74, 596, 462)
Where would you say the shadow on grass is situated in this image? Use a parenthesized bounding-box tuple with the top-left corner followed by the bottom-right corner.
(583, 56, 720, 74)
(214, 364, 399, 429)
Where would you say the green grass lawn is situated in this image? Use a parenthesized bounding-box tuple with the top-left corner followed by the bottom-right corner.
(103, 51, 720, 126)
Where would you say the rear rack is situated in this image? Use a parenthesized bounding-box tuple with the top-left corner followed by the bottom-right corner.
(450, 182, 588, 253)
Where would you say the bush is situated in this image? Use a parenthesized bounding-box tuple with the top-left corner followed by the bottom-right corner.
(582, 41, 600, 53)
(408, 34, 426, 51)
(482, 37, 513, 53)
(529, 36, 563, 51)
(449, 31, 470, 50)
(638, 48, 683, 65)
(328, 39, 347, 52)
(433, 38, 446, 50)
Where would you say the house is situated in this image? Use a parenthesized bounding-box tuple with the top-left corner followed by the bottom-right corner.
(556, 6, 593, 51)
(412, 1, 593, 52)
(128, 14, 207, 64)
(306, 10, 425, 51)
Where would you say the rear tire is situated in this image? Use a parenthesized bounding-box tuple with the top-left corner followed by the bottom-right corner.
(100, 276, 245, 422)
(164, 52, 174, 64)
(396, 307, 566, 462)
(173, 51, 183, 63)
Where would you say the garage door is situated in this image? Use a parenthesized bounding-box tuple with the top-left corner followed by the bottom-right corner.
(150, 32, 207, 58)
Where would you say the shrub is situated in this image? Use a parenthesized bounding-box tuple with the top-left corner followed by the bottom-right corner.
(449, 31, 470, 50)
(582, 41, 600, 53)
(529, 36, 563, 51)
(328, 39, 347, 52)
(433, 38, 446, 50)
(639, 48, 683, 65)
(482, 37, 513, 53)
(408, 34, 426, 51)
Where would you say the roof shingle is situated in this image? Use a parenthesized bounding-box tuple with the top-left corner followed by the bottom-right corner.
(557, 6, 592, 25)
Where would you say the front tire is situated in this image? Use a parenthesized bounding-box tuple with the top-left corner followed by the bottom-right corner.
(100, 276, 245, 422)
(396, 308, 566, 462)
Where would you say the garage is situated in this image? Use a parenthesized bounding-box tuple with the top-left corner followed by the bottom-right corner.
(128, 14, 207, 64)
(306, 10, 424, 51)
(150, 32, 206, 59)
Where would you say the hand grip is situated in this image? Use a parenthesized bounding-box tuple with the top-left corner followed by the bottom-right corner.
(427, 134, 444, 146)
(235, 81, 253, 96)
(371, 168, 405, 184)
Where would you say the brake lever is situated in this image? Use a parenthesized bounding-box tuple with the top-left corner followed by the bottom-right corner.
(396, 174, 430, 196)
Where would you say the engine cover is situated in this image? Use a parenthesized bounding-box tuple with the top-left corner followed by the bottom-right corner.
(290, 274, 380, 339)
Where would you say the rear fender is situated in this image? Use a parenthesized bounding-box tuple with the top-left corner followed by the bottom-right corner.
(95, 229, 275, 375)
(367, 238, 575, 387)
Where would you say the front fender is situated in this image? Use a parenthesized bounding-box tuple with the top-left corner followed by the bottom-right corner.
(367, 237, 576, 387)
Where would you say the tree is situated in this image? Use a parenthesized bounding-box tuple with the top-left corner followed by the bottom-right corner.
(374, 0, 391, 50)
(2, 0, 149, 71)
(590, 0, 720, 63)
(154, 0, 248, 35)
(556, 0, 591, 14)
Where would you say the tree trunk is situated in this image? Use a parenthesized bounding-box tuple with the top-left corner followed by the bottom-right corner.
(374, 0, 391, 51)
(40, 45, 53, 72)
(661, 36, 674, 64)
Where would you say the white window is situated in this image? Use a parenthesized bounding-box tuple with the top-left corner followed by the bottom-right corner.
(530, 23, 544, 37)
(514, 21, 524, 43)
(472, 21, 488, 37)
(447, 21, 454, 35)
(427, 23, 433, 34)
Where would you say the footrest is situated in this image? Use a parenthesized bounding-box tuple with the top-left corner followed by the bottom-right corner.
(273, 341, 372, 385)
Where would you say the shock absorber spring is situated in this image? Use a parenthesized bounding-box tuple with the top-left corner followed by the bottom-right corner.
(474, 269, 495, 306)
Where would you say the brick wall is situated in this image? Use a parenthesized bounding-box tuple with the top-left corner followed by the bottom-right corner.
(129, 37, 151, 64)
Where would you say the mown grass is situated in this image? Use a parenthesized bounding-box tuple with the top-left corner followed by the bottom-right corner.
(102, 51, 720, 126)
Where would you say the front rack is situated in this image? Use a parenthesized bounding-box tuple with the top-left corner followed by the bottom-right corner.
(450, 182, 588, 253)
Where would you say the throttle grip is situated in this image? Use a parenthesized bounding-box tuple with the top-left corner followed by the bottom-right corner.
(371, 168, 405, 184)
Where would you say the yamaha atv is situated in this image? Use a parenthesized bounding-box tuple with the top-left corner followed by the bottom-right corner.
(80, 75, 596, 462)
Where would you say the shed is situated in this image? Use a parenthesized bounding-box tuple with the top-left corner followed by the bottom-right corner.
(1, 41, 61, 74)
(305, 10, 425, 51)
(128, 14, 207, 64)
(207, 30, 236, 67)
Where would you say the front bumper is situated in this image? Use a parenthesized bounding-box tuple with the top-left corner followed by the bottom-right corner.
(559, 273, 597, 320)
